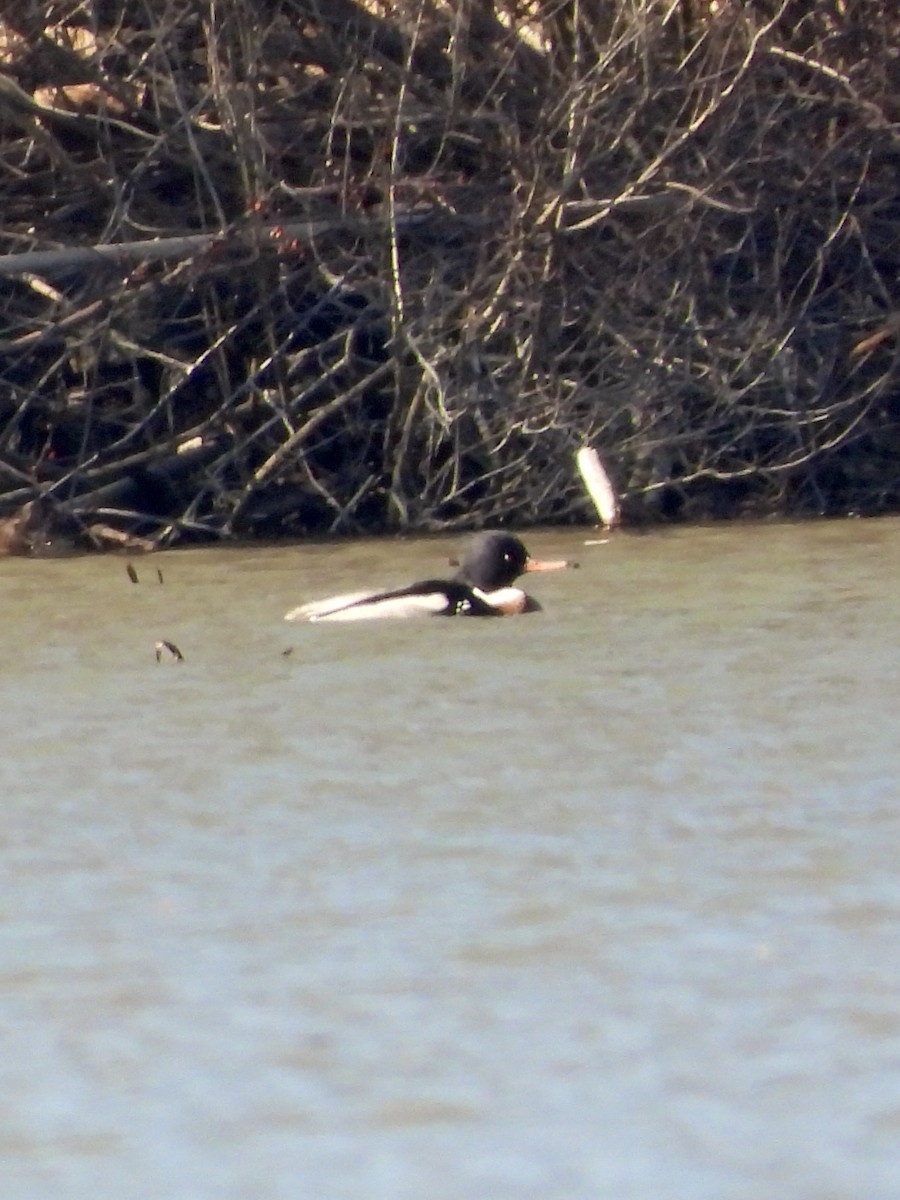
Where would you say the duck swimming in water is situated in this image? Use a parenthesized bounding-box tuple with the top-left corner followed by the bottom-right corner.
(284, 531, 574, 622)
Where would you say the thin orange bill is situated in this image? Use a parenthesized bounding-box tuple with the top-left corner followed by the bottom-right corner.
(524, 556, 575, 572)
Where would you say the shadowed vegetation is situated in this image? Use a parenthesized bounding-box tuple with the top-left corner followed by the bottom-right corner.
(1, 1, 899, 550)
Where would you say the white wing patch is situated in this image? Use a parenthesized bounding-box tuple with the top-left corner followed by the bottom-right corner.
(286, 586, 529, 623)
(285, 590, 448, 622)
(285, 591, 379, 621)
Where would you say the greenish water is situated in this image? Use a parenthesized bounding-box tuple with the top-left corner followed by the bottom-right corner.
(1, 521, 899, 1199)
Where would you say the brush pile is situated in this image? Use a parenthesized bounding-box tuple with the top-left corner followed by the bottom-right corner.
(1, 2, 899, 551)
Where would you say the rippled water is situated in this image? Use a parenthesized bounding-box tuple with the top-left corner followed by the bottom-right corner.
(2, 520, 899, 1199)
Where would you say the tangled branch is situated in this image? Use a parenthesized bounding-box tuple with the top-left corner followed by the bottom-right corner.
(1, 1, 899, 550)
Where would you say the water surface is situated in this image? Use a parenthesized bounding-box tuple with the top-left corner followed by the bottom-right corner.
(1, 521, 899, 1199)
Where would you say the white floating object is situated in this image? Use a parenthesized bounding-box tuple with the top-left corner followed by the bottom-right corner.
(576, 446, 619, 529)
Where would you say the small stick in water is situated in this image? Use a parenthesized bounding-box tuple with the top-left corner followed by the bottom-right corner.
(155, 640, 185, 663)
(576, 446, 620, 529)
(126, 563, 139, 583)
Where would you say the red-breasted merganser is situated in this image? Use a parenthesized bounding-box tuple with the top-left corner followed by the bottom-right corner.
(284, 531, 574, 622)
